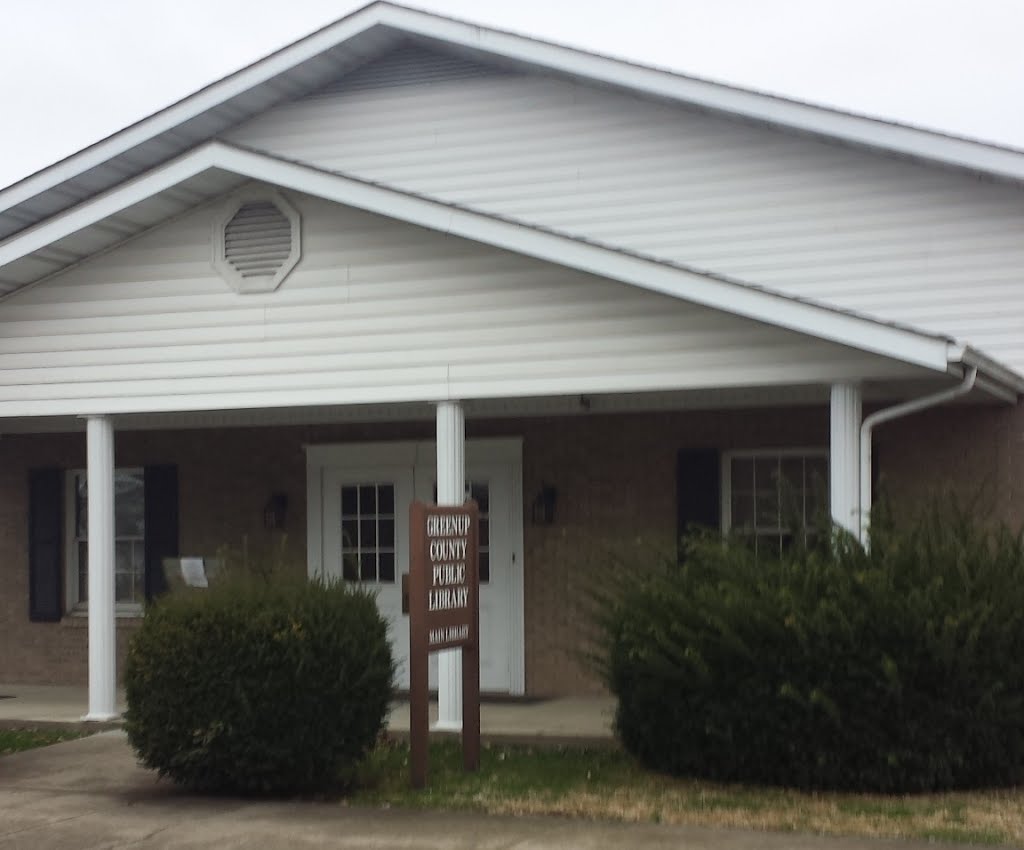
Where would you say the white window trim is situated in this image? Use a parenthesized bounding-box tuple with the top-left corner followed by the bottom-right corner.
(64, 467, 146, 618)
(720, 447, 828, 535)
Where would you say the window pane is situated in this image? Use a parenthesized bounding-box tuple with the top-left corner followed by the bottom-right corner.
(342, 554, 359, 582)
(115, 539, 143, 604)
(806, 458, 829, 521)
(731, 457, 753, 492)
(76, 474, 88, 538)
(341, 519, 358, 552)
(470, 482, 489, 513)
(377, 485, 394, 516)
(360, 552, 376, 582)
(731, 491, 754, 528)
(78, 541, 89, 602)
(779, 458, 806, 526)
(358, 485, 377, 514)
(114, 471, 145, 537)
(779, 457, 804, 493)
(378, 518, 394, 548)
(360, 518, 376, 548)
(378, 552, 395, 583)
(479, 519, 489, 547)
(341, 486, 358, 517)
(479, 551, 490, 583)
(754, 457, 779, 493)
(755, 491, 779, 528)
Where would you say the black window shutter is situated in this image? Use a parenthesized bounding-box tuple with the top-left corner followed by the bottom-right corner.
(144, 465, 179, 601)
(676, 448, 721, 556)
(28, 468, 64, 622)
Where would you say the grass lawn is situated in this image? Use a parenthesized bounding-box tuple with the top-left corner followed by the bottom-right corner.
(0, 727, 90, 756)
(353, 739, 1023, 846)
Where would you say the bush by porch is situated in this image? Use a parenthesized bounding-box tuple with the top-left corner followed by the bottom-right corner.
(593, 500, 1024, 793)
(123, 565, 395, 794)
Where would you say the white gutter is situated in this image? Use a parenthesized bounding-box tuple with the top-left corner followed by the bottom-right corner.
(858, 367, 978, 545)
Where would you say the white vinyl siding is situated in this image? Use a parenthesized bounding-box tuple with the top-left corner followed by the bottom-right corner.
(226, 54, 1024, 373)
(0, 191, 928, 418)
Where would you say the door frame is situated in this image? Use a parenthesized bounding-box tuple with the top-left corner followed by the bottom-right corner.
(305, 438, 525, 695)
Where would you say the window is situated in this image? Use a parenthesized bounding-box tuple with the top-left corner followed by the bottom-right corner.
(341, 483, 396, 583)
(722, 450, 828, 555)
(67, 469, 146, 613)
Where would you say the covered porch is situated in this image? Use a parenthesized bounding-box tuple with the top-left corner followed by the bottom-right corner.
(0, 146, 1017, 728)
(2, 379, 1011, 726)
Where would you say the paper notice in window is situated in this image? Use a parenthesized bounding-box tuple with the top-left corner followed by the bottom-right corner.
(180, 557, 209, 588)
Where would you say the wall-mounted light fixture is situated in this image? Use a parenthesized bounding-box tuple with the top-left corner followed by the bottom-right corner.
(263, 492, 288, 531)
(531, 483, 558, 525)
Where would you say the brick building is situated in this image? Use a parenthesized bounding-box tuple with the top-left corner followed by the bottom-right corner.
(2, 4, 1023, 721)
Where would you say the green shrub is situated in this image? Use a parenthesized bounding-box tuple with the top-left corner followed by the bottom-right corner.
(124, 567, 395, 794)
(593, 503, 1024, 792)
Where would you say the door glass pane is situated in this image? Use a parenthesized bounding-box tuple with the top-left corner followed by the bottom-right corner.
(470, 481, 490, 584)
(339, 483, 396, 584)
(429, 480, 491, 583)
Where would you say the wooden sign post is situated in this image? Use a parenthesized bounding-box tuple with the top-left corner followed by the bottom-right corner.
(408, 500, 481, 789)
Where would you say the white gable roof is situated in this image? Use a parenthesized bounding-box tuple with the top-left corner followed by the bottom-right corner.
(3, 1, 1023, 250)
(0, 2, 1021, 399)
(0, 140, 957, 370)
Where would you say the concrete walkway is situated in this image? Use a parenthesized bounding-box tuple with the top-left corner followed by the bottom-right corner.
(0, 732, 990, 850)
(0, 683, 615, 743)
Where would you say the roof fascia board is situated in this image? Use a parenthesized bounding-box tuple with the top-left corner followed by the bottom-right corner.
(0, 146, 223, 268)
(0, 141, 954, 377)
(4, 2, 1024, 222)
(0, 3, 390, 212)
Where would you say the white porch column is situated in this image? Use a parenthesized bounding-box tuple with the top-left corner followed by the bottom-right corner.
(829, 383, 862, 538)
(84, 415, 118, 721)
(434, 400, 465, 731)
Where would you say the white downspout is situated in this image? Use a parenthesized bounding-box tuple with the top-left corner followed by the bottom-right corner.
(858, 367, 977, 545)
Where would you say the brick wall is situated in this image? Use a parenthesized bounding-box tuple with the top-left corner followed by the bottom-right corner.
(2, 402, 1018, 695)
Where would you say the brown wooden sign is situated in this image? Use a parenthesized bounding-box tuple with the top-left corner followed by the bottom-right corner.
(408, 500, 481, 788)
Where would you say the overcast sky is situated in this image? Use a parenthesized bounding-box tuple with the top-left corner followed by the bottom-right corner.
(1, 0, 1022, 191)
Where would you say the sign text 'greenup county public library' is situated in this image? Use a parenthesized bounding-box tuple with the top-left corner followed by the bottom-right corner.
(407, 501, 481, 788)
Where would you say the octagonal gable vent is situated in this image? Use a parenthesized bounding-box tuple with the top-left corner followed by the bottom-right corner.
(213, 193, 301, 293)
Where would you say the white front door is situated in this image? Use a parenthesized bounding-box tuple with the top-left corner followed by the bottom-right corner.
(310, 440, 524, 694)
(322, 468, 414, 687)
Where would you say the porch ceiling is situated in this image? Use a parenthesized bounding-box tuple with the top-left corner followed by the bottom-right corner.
(0, 378, 999, 435)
